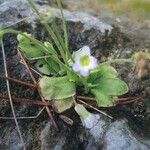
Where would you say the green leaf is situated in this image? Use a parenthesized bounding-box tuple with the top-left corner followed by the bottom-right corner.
(52, 97, 74, 113)
(44, 41, 58, 57)
(35, 59, 56, 75)
(17, 33, 44, 59)
(0, 30, 4, 40)
(91, 77, 128, 107)
(97, 65, 118, 77)
(39, 76, 76, 100)
(67, 70, 79, 82)
(91, 89, 114, 107)
(46, 58, 60, 73)
(94, 78, 128, 96)
(88, 65, 118, 85)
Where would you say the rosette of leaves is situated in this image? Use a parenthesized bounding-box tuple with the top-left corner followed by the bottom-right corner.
(16, 32, 129, 109)
(0, 0, 129, 112)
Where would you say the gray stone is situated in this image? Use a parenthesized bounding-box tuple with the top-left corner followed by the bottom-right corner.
(40, 122, 66, 150)
(104, 120, 149, 150)
(0, 0, 32, 29)
(0, 0, 112, 34)
(88, 116, 150, 150)
(53, 8, 112, 33)
(90, 116, 109, 141)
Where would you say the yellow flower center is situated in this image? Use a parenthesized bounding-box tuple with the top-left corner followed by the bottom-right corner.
(80, 55, 90, 67)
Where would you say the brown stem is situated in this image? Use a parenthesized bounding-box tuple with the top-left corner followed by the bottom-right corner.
(18, 50, 37, 84)
(77, 95, 144, 104)
(0, 96, 52, 106)
(0, 76, 36, 89)
(115, 96, 143, 102)
(17, 49, 59, 131)
(115, 97, 143, 105)
(77, 95, 96, 101)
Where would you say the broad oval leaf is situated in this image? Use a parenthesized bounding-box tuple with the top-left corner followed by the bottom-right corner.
(91, 89, 114, 107)
(52, 97, 74, 113)
(88, 65, 118, 84)
(45, 58, 60, 73)
(39, 76, 76, 100)
(94, 78, 128, 96)
(36, 59, 56, 75)
(17, 33, 44, 59)
(19, 42, 44, 59)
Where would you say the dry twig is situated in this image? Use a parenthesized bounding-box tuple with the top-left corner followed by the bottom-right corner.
(0, 96, 52, 106)
(0, 76, 36, 89)
(77, 99, 113, 119)
(0, 107, 45, 120)
(1, 40, 26, 150)
(77, 95, 143, 104)
(17, 49, 59, 130)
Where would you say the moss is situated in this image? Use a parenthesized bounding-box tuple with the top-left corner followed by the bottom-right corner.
(104, 0, 149, 17)
(86, 0, 150, 20)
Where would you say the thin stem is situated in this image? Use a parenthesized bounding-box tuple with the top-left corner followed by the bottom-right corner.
(1, 39, 26, 150)
(56, 0, 68, 50)
(0, 96, 52, 106)
(55, 0, 73, 62)
(2, 17, 29, 29)
(18, 50, 36, 84)
(115, 96, 143, 104)
(80, 76, 89, 93)
(0, 76, 36, 89)
(27, 0, 68, 64)
(77, 95, 95, 101)
(100, 58, 133, 66)
(29, 55, 51, 60)
(18, 49, 59, 131)
(77, 99, 113, 119)
(30, 67, 42, 77)
(0, 107, 45, 120)
(19, 60, 42, 77)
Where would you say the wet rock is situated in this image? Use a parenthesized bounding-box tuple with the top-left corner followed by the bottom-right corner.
(0, 0, 32, 29)
(29, 115, 150, 150)
(0, 127, 23, 150)
(88, 116, 150, 150)
(103, 120, 149, 150)
(0, 0, 112, 32)
(40, 122, 66, 150)
(0, 0, 114, 58)
(54, 9, 112, 33)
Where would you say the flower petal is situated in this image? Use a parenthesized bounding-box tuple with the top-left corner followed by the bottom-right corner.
(74, 104, 91, 119)
(80, 69, 89, 76)
(74, 46, 91, 60)
(72, 46, 98, 76)
(81, 46, 91, 56)
(82, 114, 100, 129)
(72, 63, 80, 72)
(74, 104, 100, 129)
(88, 56, 98, 69)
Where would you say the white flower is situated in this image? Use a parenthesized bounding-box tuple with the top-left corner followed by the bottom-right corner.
(72, 46, 97, 76)
(74, 104, 100, 129)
